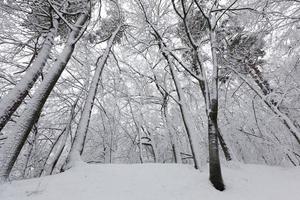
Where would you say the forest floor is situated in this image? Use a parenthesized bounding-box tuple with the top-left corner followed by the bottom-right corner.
(0, 162, 299, 200)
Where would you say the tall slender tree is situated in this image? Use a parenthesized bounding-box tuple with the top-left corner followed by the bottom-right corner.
(68, 23, 123, 167)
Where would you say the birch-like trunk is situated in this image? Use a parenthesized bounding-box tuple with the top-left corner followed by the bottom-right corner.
(67, 25, 121, 167)
(0, 13, 89, 182)
(0, 15, 59, 131)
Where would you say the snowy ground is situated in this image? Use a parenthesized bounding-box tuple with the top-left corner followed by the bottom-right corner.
(0, 162, 299, 200)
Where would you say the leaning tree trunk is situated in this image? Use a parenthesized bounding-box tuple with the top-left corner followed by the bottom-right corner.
(39, 128, 66, 176)
(270, 105, 300, 145)
(0, 13, 89, 182)
(162, 48, 204, 170)
(247, 64, 300, 145)
(208, 27, 225, 191)
(217, 128, 232, 161)
(67, 24, 121, 168)
(0, 14, 59, 132)
(229, 63, 300, 146)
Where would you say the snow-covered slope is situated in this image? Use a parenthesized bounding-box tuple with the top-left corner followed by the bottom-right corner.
(0, 163, 299, 200)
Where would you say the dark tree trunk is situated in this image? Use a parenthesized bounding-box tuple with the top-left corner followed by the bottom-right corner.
(208, 27, 225, 191)
(208, 99, 225, 191)
(217, 129, 232, 161)
(192, 51, 232, 161)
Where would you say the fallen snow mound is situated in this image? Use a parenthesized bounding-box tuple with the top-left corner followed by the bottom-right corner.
(0, 163, 300, 200)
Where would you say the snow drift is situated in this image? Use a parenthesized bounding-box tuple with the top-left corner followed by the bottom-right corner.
(0, 163, 299, 200)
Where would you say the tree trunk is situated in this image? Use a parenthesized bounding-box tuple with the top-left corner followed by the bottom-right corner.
(208, 28, 225, 191)
(167, 55, 204, 170)
(193, 41, 232, 162)
(217, 128, 232, 161)
(247, 64, 300, 145)
(39, 130, 65, 176)
(0, 14, 59, 131)
(164, 109, 182, 163)
(21, 125, 38, 179)
(208, 110, 224, 190)
(0, 13, 89, 182)
(230, 65, 300, 145)
(67, 24, 121, 168)
(40, 96, 78, 176)
(143, 127, 158, 163)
